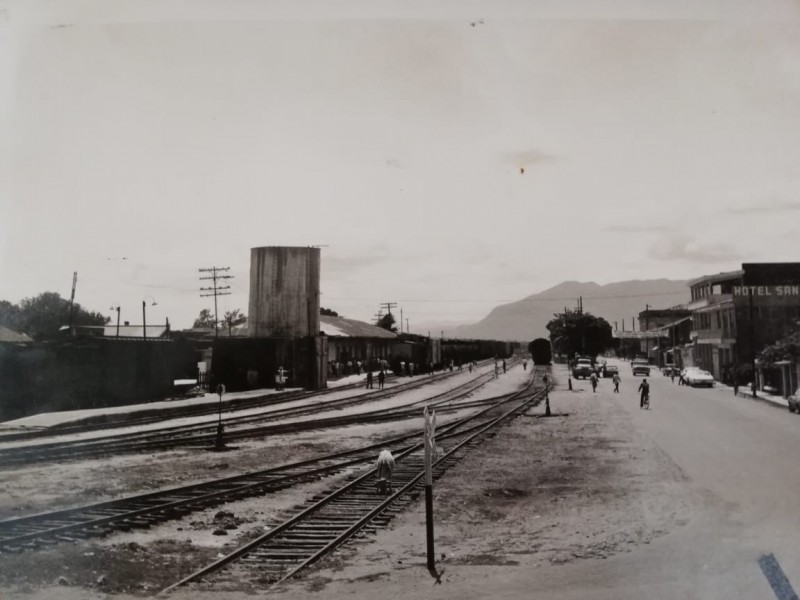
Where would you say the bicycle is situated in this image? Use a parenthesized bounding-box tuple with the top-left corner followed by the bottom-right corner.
(641, 392, 650, 410)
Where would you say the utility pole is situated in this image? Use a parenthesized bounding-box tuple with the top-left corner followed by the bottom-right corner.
(400, 308, 404, 333)
(199, 267, 232, 339)
(68, 272, 78, 331)
(381, 302, 397, 316)
(645, 304, 650, 331)
(406, 318, 409, 333)
(579, 296, 583, 314)
(749, 288, 757, 398)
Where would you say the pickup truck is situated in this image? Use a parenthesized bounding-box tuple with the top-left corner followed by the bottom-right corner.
(572, 359, 595, 379)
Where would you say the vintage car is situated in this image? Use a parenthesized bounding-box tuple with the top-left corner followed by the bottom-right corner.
(684, 368, 715, 387)
(603, 365, 619, 378)
(661, 363, 678, 376)
(572, 358, 595, 379)
(631, 360, 650, 376)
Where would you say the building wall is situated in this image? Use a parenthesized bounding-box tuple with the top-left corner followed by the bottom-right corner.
(248, 246, 321, 338)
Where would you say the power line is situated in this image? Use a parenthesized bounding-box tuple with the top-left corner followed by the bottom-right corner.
(199, 266, 232, 339)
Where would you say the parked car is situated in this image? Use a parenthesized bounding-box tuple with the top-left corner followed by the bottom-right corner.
(603, 365, 619, 378)
(631, 360, 650, 376)
(788, 388, 800, 414)
(684, 368, 715, 387)
(572, 359, 594, 379)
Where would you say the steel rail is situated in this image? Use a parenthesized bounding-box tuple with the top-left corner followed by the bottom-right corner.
(159, 368, 542, 595)
(0, 363, 506, 468)
(0, 365, 527, 551)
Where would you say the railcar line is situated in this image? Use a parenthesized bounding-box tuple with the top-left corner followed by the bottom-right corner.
(0, 367, 536, 554)
(161, 369, 544, 594)
(0, 362, 508, 468)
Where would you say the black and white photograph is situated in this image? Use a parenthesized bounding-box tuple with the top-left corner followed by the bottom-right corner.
(1, 1, 800, 599)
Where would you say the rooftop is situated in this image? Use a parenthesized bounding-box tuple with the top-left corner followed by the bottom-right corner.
(687, 269, 744, 288)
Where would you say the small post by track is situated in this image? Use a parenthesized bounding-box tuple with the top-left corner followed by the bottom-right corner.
(543, 374, 551, 416)
(424, 407, 437, 573)
(215, 384, 226, 450)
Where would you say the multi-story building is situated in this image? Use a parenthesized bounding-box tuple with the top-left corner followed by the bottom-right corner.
(687, 270, 742, 381)
(687, 263, 800, 395)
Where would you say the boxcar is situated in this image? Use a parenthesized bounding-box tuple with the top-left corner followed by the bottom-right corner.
(529, 338, 552, 365)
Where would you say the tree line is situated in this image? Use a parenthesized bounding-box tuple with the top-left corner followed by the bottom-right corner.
(0, 292, 108, 340)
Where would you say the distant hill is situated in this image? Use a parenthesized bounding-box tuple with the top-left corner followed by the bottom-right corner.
(446, 279, 690, 342)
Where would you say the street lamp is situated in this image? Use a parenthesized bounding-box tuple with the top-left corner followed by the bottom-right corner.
(109, 306, 121, 337)
(142, 296, 157, 340)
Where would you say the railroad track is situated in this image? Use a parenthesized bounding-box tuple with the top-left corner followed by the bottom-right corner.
(161, 368, 545, 594)
(0, 377, 383, 443)
(0, 366, 535, 554)
(0, 362, 507, 468)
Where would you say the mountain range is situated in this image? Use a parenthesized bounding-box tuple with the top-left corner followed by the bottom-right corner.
(421, 279, 691, 342)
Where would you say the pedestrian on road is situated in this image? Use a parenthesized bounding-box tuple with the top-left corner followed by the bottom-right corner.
(378, 369, 385, 390)
(468, 362, 473, 373)
(590, 372, 598, 393)
(638, 378, 650, 408)
(678, 371, 685, 386)
(523, 359, 528, 371)
(733, 377, 739, 396)
(670, 370, 675, 384)
(366, 370, 373, 389)
(503, 359, 507, 374)
(494, 363, 499, 379)
(612, 373, 620, 393)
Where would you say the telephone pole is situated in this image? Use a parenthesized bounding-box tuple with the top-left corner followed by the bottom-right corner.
(199, 266, 232, 339)
(68, 272, 78, 330)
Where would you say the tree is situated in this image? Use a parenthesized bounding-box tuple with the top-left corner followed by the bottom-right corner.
(320, 307, 339, 317)
(193, 308, 216, 328)
(377, 313, 398, 333)
(0, 292, 108, 340)
(546, 311, 614, 358)
(222, 309, 247, 337)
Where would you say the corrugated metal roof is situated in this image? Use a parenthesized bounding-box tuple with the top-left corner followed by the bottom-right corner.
(0, 325, 34, 343)
(320, 315, 397, 338)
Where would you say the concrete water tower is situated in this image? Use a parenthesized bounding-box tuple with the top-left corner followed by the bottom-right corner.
(248, 246, 321, 338)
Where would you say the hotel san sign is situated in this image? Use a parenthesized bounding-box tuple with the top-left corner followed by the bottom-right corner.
(732, 285, 800, 305)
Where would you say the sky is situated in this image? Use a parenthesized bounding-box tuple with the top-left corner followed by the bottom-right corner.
(1, 0, 799, 331)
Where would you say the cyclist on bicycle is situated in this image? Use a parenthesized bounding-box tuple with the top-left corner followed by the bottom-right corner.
(638, 378, 650, 408)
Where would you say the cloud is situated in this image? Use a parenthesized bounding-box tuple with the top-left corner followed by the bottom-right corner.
(603, 224, 672, 233)
(649, 233, 742, 263)
(728, 200, 800, 215)
(502, 149, 555, 170)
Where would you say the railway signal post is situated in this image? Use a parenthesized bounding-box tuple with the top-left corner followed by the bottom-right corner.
(215, 384, 226, 450)
(424, 407, 437, 571)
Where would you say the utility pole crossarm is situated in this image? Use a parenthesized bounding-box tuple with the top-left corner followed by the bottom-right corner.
(198, 266, 234, 339)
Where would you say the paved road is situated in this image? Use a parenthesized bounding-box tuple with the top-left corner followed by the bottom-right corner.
(501, 360, 800, 600)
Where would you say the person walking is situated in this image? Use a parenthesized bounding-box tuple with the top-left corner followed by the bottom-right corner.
(523, 359, 527, 371)
(502, 359, 507, 374)
(468, 362, 473, 373)
(590, 371, 598, 393)
(377, 369, 385, 390)
(638, 378, 650, 408)
(670, 369, 676, 384)
(494, 363, 499, 379)
(366, 370, 373, 389)
(612, 372, 620, 393)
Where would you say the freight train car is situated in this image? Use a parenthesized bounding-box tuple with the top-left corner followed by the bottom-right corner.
(529, 338, 552, 365)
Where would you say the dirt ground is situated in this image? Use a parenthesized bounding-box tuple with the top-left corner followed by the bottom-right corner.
(0, 366, 700, 599)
